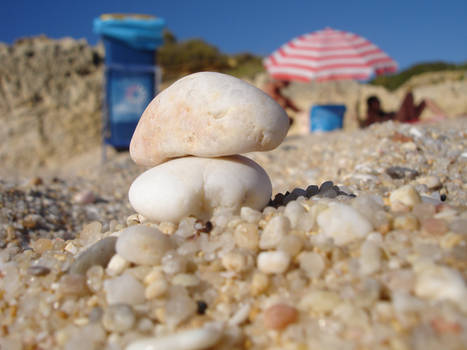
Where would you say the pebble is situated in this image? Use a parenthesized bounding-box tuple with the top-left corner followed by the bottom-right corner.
(278, 234, 303, 257)
(240, 206, 262, 223)
(130, 71, 289, 167)
(259, 215, 290, 249)
(421, 218, 448, 235)
(145, 279, 168, 299)
(359, 240, 381, 275)
(415, 265, 467, 309)
(104, 273, 145, 305)
(393, 214, 419, 231)
(172, 273, 200, 287)
(69, 236, 117, 275)
(385, 166, 419, 179)
(300, 290, 341, 313)
(27, 265, 51, 276)
(126, 323, 223, 350)
(317, 203, 372, 245)
(128, 156, 272, 222)
(389, 185, 421, 210)
(298, 251, 325, 278)
(73, 190, 96, 204)
(58, 274, 89, 297)
(417, 175, 442, 189)
(263, 304, 298, 330)
(116, 225, 174, 265)
(234, 223, 259, 251)
(257, 251, 290, 274)
(106, 254, 130, 276)
(250, 272, 269, 295)
(102, 304, 135, 332)
(221, 251, 247, 272)
(162, 252, 188, 275)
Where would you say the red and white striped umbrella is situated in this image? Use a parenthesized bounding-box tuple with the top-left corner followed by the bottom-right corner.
(264, 27, 398, 82)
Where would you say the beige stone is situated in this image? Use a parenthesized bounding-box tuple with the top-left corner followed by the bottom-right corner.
(130, 72, 289, 166)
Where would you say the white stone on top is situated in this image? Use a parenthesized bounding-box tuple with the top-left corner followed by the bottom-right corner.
(130, 72, 289, 166)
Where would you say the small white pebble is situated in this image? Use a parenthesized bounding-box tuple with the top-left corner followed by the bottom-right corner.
(221, 251, 247, 272)
(126, 323, 223, 350)
(257, 251, 290, 274)
(104, 273, 145, 305)
(116, 225, 174, 265)
(106, 254, 130, 276)
(228, 303, 251, 326)
(278, 235, 303, 257)
(64, 242, 79, 255)
(259, 215, 291, 249)
(298, 251, 325, 278)
(240, 206, 262, 223)
(415, 265, 467, 310)
(389, 185, 421, 210)
(172, 273, 200, 287)
(317, 202, 372, 245)
(145, 279, 168, 299)
(234, 223, 259, 251)
(102, 304, 135, 332)
(359, 240, 381, 275)
(417, 175, 441, 189)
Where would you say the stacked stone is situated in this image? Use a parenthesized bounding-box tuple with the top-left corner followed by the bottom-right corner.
(128, 72, 290, 223)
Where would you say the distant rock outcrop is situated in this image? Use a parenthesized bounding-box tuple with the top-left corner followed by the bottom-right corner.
(0, 36, 103, 173)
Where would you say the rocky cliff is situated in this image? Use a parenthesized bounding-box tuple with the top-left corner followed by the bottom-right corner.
(0, 36, 103, 174)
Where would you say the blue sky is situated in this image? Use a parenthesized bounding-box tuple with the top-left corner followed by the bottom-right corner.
(1, 0, 466, 70)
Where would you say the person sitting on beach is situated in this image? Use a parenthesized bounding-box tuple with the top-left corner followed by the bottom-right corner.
(360, 92, 445, 128)
(264, 79, 301, 126)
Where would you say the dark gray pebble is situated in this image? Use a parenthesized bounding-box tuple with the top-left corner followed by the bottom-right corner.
(27, 265, 51, 276)
(386, 166, 419, 180)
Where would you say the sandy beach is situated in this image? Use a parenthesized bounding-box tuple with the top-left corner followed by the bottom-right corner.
(1, 116, 466, 349)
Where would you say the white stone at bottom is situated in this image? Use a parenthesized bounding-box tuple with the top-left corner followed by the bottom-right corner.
(128, 155, 272, 223)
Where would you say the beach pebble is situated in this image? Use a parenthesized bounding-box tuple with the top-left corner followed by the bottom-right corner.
(102, 304, 135, 332)
(104, 273, 145, 305)
(317, 203, 372, 245)
(116, 225, 174, 265)
(69, 236, 117, 274)
(299, 251, 325, 278)
(130, 72, 289, 166)
(73, 190, 96, 204)
(415, 265, 467, 309)
(145, 279, 168, 299)
(263, 304, 298, 330)
(126, 323, 223, 350)
(417, 175, 442, 189)
(257, 251, 290, 274)
(106, 254, 130, 276)
(240, 206, 262, 223)
(234, 223, 259, 251)
(300, 290, 341, 313)
(165, 286, 198, 327)
(222, 251, 248, 272)
(385, 166, 419, 180)
(389, 185, 421, 210)
(421, 218, 448, 235)
(129, 156, 272, 222)
(359, 240, 381, 275)
(278, 235, 303, 257)
(259, 215, 290, 249)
